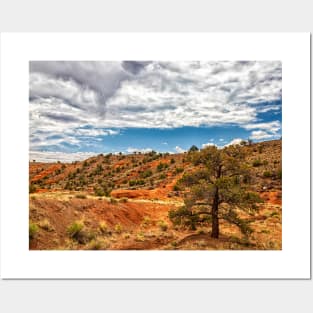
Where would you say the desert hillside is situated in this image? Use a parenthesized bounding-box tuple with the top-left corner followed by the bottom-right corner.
(29, 139, 282, 250)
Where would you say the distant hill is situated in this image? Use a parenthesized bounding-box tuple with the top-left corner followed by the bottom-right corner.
(30, 139, 281, 198)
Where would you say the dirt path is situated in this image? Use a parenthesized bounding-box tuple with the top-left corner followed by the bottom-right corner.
(32, 190, 184, 206)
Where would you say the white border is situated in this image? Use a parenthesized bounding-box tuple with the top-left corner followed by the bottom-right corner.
(0, 33, 310, 279)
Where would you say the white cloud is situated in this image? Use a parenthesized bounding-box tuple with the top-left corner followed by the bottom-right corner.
(29, 61, 281, 152)
(74, 128, 119, 137)
(243, 120, 281, 133)
(202, 142, 216, 149)
(104, 61, 281, 128)
(249, 130, 273, 140)
(243, 120, 281, 141)
(175, 146, 185, 153)
(29, 151, 97, 163)
(126, 147, 153, 154)
(225, 138, 244, 146)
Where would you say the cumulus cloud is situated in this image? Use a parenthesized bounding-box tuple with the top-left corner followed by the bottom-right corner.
(243, 120, 281, 133)
(29, 61, 281, 152)
(104, 61, 280, 128)
(243, 120, 281, 141)
(74, 128, 119, 137)
(175, 146, 185, 153)
(202, 142, 216, 149)
(126, 147, 153, 154)
(225, 138, 244, 146)
(29, 151, 97, 163)
(249, 131, 273, 140)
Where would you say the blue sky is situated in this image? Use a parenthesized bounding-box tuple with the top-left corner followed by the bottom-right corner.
(29, 61, 282, 162)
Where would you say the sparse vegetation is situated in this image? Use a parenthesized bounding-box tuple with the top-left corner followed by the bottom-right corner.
(136, 232, 145, 242)
(75, 194, 87, 199)
(129, 179, 145, 186)
(29, 184, 37, 194)
(140, 170, 153, 178)
(29, 222, 39, 240)
(252, 159, 263, 167)
(263, 171, 272, 178)
(141, 216, 151, 228)
(38, 219, 54, 232)
(157, 220, 168, 231)
(99, 221, 109, 234)
(175, 167, 184, 174)
(110, 197, 118, 204)
(157, 162, 169, 172)
(67, 221, 84, 240)
(29, 139, 281, 250)
(114, 223, 123, 233)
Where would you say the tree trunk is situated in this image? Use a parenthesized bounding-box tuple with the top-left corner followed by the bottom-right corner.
(211, 187, 219, 238)
(211, 165, 222, 238)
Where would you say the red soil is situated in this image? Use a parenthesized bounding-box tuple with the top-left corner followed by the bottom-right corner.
(260, 191, 282, 205)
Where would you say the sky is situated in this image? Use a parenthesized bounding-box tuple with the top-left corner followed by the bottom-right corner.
(29, 61, 282, 162)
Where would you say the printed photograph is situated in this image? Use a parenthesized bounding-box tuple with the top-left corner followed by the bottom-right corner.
(29, 61, 282, 250)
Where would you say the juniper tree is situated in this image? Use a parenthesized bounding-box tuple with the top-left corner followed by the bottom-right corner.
(169, 145, 262, 238)
(188, 145, 199, 153)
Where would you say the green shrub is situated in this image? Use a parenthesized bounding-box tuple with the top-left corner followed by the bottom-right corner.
(263, 171, 272, 178)
(252, 159, 262, 167)
(29, 184, 37, 194)
(170, 158, 175, 164)
(141, 216, 151, 227)
(88, 239, 101, 250)
(270, 212, 279, 218)
(157, 162, 169, 172)
(140, 170, 153, 178)
(157, 220, 168, 231)
(65, 182, 73, 190)
(173, 184, 180, 191)
(114, 223, 123, 233)
(136, 232, 145, 242)
(75, 194, 87, 199)
(99, 221, 109, 234)
(110, 197, 118, 204)
(55, 168, 61, 175)
(129, 179, 145, 186)
(95, 164, 103, 174)
(67, 221, 84, 239)
(29, 222, 39, 240)
(175, 167, 184, 174)
(94, 187, 105, 197)
(119, 197, 128, 203)
(129, 180, 136, 186)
